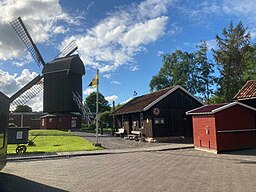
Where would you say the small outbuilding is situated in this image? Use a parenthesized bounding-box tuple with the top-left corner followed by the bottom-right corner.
(112, 85, 203, 142)
(40, 113, 82, 130)
(186, 102, 256, 153)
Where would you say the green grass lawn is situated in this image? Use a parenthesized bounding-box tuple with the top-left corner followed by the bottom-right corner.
(7, 130, 102, 155)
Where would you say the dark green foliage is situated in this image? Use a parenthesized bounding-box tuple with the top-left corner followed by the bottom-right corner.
(150, 21, 254, 103)
(243, 44, 256, 81)
(195, 41, 215, 103)
(99, 111, 112, 128)
(14, 105, 32, 112)
(84, 92, 111, 113)
(149, 50, 197, 94)
(213, 21, 251, 102)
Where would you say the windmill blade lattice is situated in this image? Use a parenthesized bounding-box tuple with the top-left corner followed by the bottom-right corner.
(54, 40, 78, 59)
(72, 91, 95, 125)
(10, 17, 45, 67)
(10, 78, 44, 111)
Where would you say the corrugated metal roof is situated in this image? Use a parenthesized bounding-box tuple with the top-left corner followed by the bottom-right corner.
(186, 102, 256, 115)
(42, 55, 85, 75)
(234, 80, 256, 100)
(186, 103, 227, 115)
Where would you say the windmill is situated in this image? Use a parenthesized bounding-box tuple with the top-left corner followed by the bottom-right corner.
(9, 17, 86, 129)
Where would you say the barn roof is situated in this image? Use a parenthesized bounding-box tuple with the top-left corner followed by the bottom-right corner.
(112, 85, 203, 115)
(186, 102, 256, 115)
(42, 55, 85, 75)
(233, 80, 256, 100)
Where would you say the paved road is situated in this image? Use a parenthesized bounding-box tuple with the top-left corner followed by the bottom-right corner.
(1, 148, 256, 192)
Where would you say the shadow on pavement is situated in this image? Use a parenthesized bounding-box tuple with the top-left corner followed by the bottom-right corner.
(0, 173, 67, 192)
(220, 148, 256, 156)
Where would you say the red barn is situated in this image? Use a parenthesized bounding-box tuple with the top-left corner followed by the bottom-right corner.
(186, 102, 256, 153)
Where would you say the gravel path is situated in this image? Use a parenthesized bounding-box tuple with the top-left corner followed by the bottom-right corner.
(72, 130, 193, 150)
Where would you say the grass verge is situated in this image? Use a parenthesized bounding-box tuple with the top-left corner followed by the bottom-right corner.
(7, 129, 102, 154)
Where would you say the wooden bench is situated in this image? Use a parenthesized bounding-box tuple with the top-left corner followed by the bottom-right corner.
(114, 128, 125, 137)
(128, 131, 141, 140)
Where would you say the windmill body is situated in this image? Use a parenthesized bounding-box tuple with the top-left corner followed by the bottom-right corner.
(10, 17, 86, 129)
(42, 55, 85, 114)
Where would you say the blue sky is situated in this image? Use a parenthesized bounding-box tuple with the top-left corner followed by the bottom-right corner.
(0, 0, 256, 111)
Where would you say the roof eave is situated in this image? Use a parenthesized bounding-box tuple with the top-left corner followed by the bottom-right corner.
(144, 85, 203, 111)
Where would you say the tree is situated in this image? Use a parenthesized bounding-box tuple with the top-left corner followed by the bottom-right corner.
(14, 105, 32, 112)
(213, 21, 251, 102)
(99, 111, 112, 128)
(195, 41, 215, 103)
(85, 92, 111, 113)
(149, 50, 197, 94)
(243, 43, 256, 81)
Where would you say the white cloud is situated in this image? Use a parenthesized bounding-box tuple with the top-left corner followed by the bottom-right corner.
(103, 74, 111, 79)
(83, 87, 96, 95)
(111, 81, 121, 85)
(105, 95, 118, 103)
(0, 68, 38, 96)
(206, 39, 217, 50)
(0, 68, 42, 111)
(0, 0, 78, 62)
(62, 0, 172, 73)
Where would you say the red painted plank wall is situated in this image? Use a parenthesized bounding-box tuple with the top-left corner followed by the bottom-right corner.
(215, 105, 256, 150)
(192, 115, 217, 150)
(215, 105, 255, 131)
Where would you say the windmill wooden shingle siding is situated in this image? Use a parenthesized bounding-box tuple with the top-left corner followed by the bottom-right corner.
(42, 55, 85, 113)
(112, 86, 203, 141)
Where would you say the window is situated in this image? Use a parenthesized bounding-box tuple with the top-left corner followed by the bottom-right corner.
(42, 119, 45, 126)
(140, 113, 144, 128)
(49, 118, 52, 123)
(154, 118, 164, 124)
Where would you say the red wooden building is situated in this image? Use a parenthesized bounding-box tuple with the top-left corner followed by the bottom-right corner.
(9, 112, 46, 129)
(40, 113, 82, 129)
(186, 102, 256, 153)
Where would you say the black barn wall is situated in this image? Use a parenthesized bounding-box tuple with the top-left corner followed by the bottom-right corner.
(151, 89, 202, 137)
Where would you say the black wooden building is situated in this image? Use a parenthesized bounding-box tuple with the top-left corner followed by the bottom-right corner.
(0, 92, 9, 170)
(112, 86, 203, 142)
(42, 55, 85, 113)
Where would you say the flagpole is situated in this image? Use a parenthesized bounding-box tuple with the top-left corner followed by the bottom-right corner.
(95, 69, 100, 146)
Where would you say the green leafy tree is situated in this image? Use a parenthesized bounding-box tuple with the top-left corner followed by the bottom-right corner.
(14, 105, 32, 112)
(99, 111, 112, 128)
(149, 50, 197, 94)
(85, 92, 111, 113)
(213, 21, 251, 102)
(243, 43, 256, 81)
(195, 41, 215, 103)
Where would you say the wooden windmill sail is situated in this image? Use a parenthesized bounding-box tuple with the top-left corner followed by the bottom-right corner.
(10, 17, 85, 114)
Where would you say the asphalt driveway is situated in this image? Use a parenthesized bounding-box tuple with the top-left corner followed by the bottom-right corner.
(1, 148, 256, 192)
